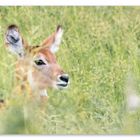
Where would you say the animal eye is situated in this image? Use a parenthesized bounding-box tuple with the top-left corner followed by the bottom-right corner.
(34, 59, 46, 65)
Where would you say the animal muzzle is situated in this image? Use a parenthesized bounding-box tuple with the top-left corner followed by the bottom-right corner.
(57, 74, 69, 89)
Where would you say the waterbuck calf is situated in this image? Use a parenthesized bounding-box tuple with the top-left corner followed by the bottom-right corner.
(5, 25, 69, 99)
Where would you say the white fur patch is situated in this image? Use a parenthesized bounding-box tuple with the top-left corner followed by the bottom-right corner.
(27, 69, 35, 90)
(39, 90, 48, 97)
(50, 28, 63, 53)
(50, 45, 59, 53)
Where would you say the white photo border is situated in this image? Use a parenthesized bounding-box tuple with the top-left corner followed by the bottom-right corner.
(0, 0, 140, 6)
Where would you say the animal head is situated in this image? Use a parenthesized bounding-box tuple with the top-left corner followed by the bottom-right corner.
(5, 24, 69, 91)
(32, 26, 69, 90)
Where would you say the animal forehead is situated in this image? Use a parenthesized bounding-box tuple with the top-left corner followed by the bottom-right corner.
(38, 49, 57, 63)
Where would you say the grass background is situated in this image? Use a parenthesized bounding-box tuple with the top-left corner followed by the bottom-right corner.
(0, 7, 140, 134)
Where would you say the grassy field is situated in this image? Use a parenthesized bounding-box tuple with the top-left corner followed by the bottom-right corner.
(1, 7, 140, 134)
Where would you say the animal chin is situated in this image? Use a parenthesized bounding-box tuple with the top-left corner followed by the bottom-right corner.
(56, 82, 68, 89)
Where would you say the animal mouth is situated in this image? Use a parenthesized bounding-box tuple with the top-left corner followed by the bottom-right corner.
(56, 81, 69, 89)
(57, 83, 68, 87)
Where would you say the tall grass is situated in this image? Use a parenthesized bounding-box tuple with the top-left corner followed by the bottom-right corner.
(0, 7, 140, 134)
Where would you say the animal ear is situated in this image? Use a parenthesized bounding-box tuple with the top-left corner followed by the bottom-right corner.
(41, 25, 63, 53)
(5, 24, 27, 57)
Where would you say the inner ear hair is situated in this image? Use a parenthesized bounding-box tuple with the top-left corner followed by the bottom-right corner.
(40, 25, 62, 49)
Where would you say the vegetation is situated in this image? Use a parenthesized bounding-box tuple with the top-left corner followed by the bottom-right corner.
(0, 7, 140, 134)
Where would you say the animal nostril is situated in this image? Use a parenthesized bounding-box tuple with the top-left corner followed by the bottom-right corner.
(59, 74, 69, 83)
